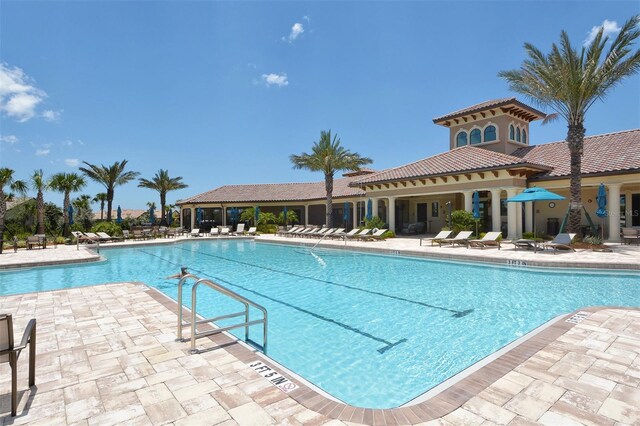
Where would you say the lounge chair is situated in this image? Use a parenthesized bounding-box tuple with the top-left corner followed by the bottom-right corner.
(165, 228, 176, 238)
(513, 239, 537, 250)
(329, 228, 345, 238)
(190, 228, 201, 237)
(467, 232, 502, 249)
(622, 228, 640, 245)
(347, 228, 371, 240)
(131, 229, 146, 240)
(297, 227, 318, 237)
(234, 223, 245, 235)
(246, 227, 257, 236)
(542, 233, 576, 253)
(361, 228, 387, 241)
(1, 313, 37, 416)
(283, 226, 302, 237)
(96, 232, 122, 242)
(277, 226, 296, 236)
(337, 228, 360, 240)
(419, 230, 453, 246)
(122, 230, 130, 240)
(209, 228, 219, 237)
(439, 231, 473, 247)
(220, 227, 230, 236)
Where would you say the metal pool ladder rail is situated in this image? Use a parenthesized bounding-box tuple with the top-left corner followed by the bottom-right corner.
(172, 268, 268, 354)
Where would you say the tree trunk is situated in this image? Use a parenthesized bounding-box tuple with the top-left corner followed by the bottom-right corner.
(160, 192, 166, 226)
(567, 124, 585, 235)
(0, 189, 5, 254)
(106, 189, 114, 221)
(325, 172, 334, 228)
(36, 189, 45, 234)
(100, 201, 104, 220)
(63, 192, 70, 237)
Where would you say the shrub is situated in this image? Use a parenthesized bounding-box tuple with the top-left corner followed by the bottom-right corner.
(522, 231, 545, 241)
(91, 222, 123, 236)
(381, 230, 395, 238)
(364, 216, 386, 230)
(277, 210, 299, 225)
(450, 210, 476, 234)
(583, 235, 603, 245)
(257, 224, 277, 234)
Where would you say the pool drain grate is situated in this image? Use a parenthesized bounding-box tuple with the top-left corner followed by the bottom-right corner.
(565, 311, 590, 324)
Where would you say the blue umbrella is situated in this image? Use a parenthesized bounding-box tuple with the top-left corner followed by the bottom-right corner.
(116, 205, 123, 224)
(283, 206, 288, 225)
(343, 202, 350, 222)
(68, 205, 74, 225)
(230, 207, 238, 224)
(254, 206, 260, 224)
(149, 206, 156, 224)
(596, 183, 607, 218)
(472, 191, 481, 219)
(196, 208, 203, 225)
(167, 208, 173, 225)
(366, 199, 373, 220)
(507, 187, 565, 250)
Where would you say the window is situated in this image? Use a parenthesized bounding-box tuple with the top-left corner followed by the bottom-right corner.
(516, 127, 521, 142)
(509, 125, 515, 140)
(470, 129, 481, 145)
(456, 131, 468, 147)
(431, 202, 439, 217)
(522, 129, 527, 144)
(484, 125, 496, 142)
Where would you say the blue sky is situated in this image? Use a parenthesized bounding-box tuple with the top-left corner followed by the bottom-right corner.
(1, 1, 639, 210)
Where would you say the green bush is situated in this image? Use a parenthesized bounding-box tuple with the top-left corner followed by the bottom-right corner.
(364, 216, 386, 230)
(91, 222, 123, 236)
(257, 224, 277, 234)
(583, 235, 603, 245)
(450, 210, 476, 234)
(277, 210, 299, 225)
(522, 231, 545, 241)
(381, 230, 395, 238)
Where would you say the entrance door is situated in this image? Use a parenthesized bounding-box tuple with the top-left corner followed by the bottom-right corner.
(417, 203, 427, 223)
(633, 194, 640, 227)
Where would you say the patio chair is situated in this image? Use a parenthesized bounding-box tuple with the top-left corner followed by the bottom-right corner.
(277, 226, 296, 236)
(347, 228, 370, 240)
(361, 228, 388, 241)
(439, 231, 473, 247)
(297, 227, 318, 237)
(329, 228, 345, 238)
(131, 229, 146, 240)
(621, 228, 640, 245)
(339, 228, 361, 240)
(84, 232, 102, 243)
(122, 230, 130, 240)
(246, 227, 257, 236)
(419, 230, 452, 246)
(26, 236, 41, 250)
(96, 232, 121, 242)
(234, 223, 245, 235)
(467, 232, 502, 250)
(220, 227, 230, 236)
(165, 228, 176, 238)
(1, 313, 37, 417)
(209, 228, 219, 237)
(542, 233, 576, 254)
(190, 228, 201, 237)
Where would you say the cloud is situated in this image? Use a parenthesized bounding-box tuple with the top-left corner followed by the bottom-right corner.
(35, 148, 50, 156)
(0, 135, 18, 144)
(0, 63, 47, 122)
(261, 73, 289, 87)
(283, 22, 304, 43)
(584, 19, 621, 46)
(42, 109, 62, 122)
(65, 158, 80, 167)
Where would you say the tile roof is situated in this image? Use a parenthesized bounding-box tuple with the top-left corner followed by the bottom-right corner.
(177, 174, 367, 205)
(353, 146, 550, 185)
(432, 97, 546, 123)
(512, 128, 640, 178)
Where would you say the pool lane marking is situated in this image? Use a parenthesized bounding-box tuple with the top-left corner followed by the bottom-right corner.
(136, 248, 405, 354)
(175, 246, 473, 318)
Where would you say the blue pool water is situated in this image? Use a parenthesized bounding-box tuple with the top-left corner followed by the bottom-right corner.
(1, 240, 638, 408)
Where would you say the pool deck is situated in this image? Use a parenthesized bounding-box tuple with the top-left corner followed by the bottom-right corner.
(1, 283, 639, 425)
(1, 236, 639, 424)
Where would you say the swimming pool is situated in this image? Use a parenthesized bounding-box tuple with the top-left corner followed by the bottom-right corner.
(1, 239, 638, 408)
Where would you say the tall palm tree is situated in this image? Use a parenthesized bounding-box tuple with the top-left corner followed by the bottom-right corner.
(290, 130, 372, 227)
(499, 15, 640, 233)
(49, 173, 86, 237)
(79, 160, 140, 221)
(31, 169, 48, 234)
(0, 168, 28, 253)
(138, 169, 188, 225)
(93, 192, 108, 220)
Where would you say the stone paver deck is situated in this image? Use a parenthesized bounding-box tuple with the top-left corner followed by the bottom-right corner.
(1, 283, 639, 425)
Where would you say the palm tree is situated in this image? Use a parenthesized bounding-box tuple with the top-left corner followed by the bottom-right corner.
(499, 15, 640, 233)
(31, 169, 48, 234)
(93, 192, 108, 220)
(138, 169, 188, 225)
(0, 168, 27, 253)
(290, 130, 372, 227)
(79, 160, 140, 221)
(49, 173, 86, 237)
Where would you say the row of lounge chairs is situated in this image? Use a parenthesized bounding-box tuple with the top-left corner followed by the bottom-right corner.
(190, 224, 257, 237)
(420, 231, 578, 253)
(277, 226, 388, 241)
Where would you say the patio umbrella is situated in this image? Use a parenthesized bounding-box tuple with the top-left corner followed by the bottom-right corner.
(366, 199, 373, 221)
(230, 207, 238, 224)
(149, 206, 156, 224)
(283, 206, 288, 225)
(472, 191, 480, 237)
(68, 205, 74, 225)
(507, 187, 565, 252)
(116, 205, 123, 224)
(167, 208, 173, 225)
(196, 208, 203, 225)
(254, 206, 260, 224)
(343, 202, 350, 224)
(596, 183, 607, 239)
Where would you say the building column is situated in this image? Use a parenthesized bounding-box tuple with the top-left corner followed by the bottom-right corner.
(516, 194, 523, 238)
(190, 207, 196, 230)
(463, 191, 473, 212)
(607, 183, 622, 242)
(525, 202, 533, 233)
(624, 190, 632, 227)
(352, 202, 358, 229)
(490, 189, 502, 233)
(371, 198, 379, 218)
(387, 197, 396, 232)
(304, 205, 309, 226)
(506, 189, 518, 240)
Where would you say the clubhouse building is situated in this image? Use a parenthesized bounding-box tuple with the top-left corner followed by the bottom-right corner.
(177, 98, 640, 241)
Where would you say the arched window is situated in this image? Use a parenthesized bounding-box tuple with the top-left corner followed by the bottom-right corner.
(509, 124, 515, 140)
(484, 125, 497, 142)
(516, 127, 521, 142)
(456, 131, 468, 147)
(470, 129, 481, 145)
(522, 129, 527, 144)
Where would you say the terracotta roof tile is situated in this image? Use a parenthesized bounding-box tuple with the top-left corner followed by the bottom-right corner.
(512, 128, 640, 178)
(177, 174, 367, 205)
(433, 97, 546, 123)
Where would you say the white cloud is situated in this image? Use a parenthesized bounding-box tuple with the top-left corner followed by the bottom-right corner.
(0, 63, 46, 122)
(42, 109, 62, 122)
(35, 148, 50, 156)
(65, 158, 80, 167)
(584, 19, 621, 46)
(0, 135, 18, 144)
(283, 22, 304, 43)
(261, 73, 289, 87)
(303, 16, 310, 23)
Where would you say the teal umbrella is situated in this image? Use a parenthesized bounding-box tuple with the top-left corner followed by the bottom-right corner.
(196, 208, 203, 224)
(507, 187, 565, 251)
(149, 206, 155, 224)
(366, 199, 373, 220)
(283, 206, 288, 225)
(343, 202, 350, 223)
(167, 209, 173, 225)
(254, 206, 260, 224)
(596, 183, 607, 239)
(116, 205, 123, 224)
(472, 191, 480, 237)
(68, 205, 74, 225)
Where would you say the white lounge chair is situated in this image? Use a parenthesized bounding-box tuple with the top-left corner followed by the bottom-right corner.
(361, 228, 387, 241)
(347, 229, 371, 240)
(96, 231, 121, 242)
(209, 228, 219, 237)
(420, 230, 453, 246)
(190, 228, 201, 237)
(246, 226, 257, 236)
(542, 233, 576, 253)
(467, 232, 502, 249)
(439, 231, 473, 247)
(235, 223, 245, 235)
(220, 227, 230, 236)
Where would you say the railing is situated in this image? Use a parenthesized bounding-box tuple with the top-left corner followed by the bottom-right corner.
(172, 268, 268, 354)
(76, 235, 100, 253)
